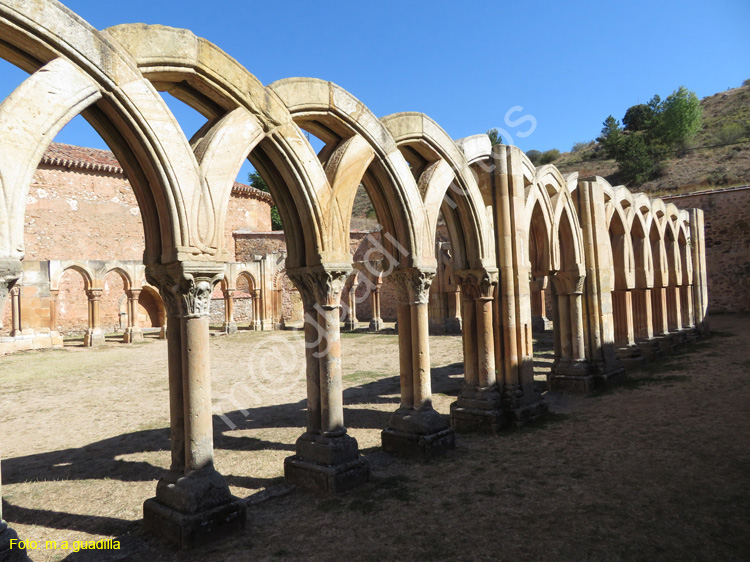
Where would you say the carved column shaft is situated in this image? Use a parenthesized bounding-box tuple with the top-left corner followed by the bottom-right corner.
(10, 286, 21, 336)
(288, 266, 350, 435)
(460, 288, 478, 387)
(49, 289, 59, 332)
(394, 269, 435, 410)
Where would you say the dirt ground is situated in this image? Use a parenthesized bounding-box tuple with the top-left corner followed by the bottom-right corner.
(1, 315, 749, 561)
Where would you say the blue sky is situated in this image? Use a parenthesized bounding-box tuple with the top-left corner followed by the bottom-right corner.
(1, 0, 748, 161)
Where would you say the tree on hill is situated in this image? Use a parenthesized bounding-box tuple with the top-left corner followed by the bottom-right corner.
(655, 86, 702, 149)
(597, 115, 623, 159)
(486, 128, 503, 146)
(248, 171, 283, 231)
(597, 86, 703, 185)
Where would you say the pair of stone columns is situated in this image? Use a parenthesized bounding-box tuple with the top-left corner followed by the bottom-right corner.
(381, 268, 455, 459)
(221, 288, 238, 334)
(284, 265, 370, 492)
(122, 289, 143, 343)
(368, 281, 385, 331)
(450, 270, 504, 432)
(143, 263, 245, 549)
(344, 278, 359, 331)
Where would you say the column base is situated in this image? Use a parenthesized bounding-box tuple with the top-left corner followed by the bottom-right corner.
(83, 330, 105, 347)
(344, 320, 359, 331)
(616, 344, 646, 370)
(500, 386, 549, 427)
(654, 334, 676, 355)
(158, 326, 167, 339)
(368, 318, 385, 332)
(548, 360, 594, 393)
(636, 338, 663, 360)
(284, 432, 369, 493)
(381, 408, 455, 461)
(549, 361, 626, 393)
(223, 322, 238, 335)
(0, 524, 28, 562)
(450, 386, 505, 433)
(123, 328, 144, 343)
(143, 497, 246, 550)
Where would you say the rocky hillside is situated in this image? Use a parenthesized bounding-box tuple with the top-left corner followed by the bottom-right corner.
(554, 84, 750, 194)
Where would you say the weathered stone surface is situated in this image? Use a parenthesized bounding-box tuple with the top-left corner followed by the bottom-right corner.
(143, 496, 246, 550)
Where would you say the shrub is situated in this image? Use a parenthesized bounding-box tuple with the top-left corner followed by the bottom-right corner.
(526, 150, 542, 165)
(538, 149, 561, 164)
(571, 141, 593, 153)
(715, 122, 745, 145)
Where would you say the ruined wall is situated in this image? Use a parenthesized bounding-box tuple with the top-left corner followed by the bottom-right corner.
(664, 186, 750, 312)
(27, 166, 145, 261)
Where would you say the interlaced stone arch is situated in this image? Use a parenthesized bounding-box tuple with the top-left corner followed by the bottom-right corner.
(269, 77, 435, 269)
(105, 24, 336, 268)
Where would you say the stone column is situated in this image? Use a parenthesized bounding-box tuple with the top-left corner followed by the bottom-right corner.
(451, 270, 504, 432)
(345, 279, 359, 331)
(252, 289, 261, 330)
(84, 288, 105, 347)
(548, 271, 594, 392)
(369, 282, 385, 332)
(9, 286, 21, 337)
(123, 289, 144, 343)
(633, 288, 662, 360)
(284, 265, 369, 493)
(493, 145, 548, 426)
(575, 178, 625, 387)
(681, 285, 695, 329)
(382, 268, 455, 460)
(612, 289, 645, 369)
(222, 289, 237, 334)
(49, 289, 59, 333)
(0, 260, 24, 560)
(689, 209, 708, 332)
(530, 276, 552, 331)
(143, 263, 245, 549)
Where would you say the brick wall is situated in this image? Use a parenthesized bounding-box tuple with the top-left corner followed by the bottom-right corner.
(664, 186, 750, 312)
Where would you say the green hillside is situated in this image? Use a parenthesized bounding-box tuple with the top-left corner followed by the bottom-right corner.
(554, 83, 750, 194)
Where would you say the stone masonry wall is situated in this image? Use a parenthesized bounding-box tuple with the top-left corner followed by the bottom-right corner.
(26, 166, 272, 262)
(664, 186, 750, 312)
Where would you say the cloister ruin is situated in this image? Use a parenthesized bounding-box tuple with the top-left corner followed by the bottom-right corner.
(0, 0, 709, 553)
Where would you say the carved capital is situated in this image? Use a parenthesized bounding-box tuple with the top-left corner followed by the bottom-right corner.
(455, 268, 498, 300)
(0, 258, 22, 305)
(86, 288, 102, 301)
(551, 270, 586, 295)
(287, 264, 352, 310)
(146, 262, 224, 319)
(391, 267, 436, 305)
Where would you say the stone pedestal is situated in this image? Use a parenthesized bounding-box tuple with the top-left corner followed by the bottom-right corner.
(284, 433, 369, 493)
(636, 338, 663, 360)
(500, 385, 549, 427)
(368, 317, 385, 332)
(382, 408, 455, 461)
(616, 344, 646, 370)
(450, 386, 504, 433)
(222, 322, 238, 335)
(548, 360, 595, 393)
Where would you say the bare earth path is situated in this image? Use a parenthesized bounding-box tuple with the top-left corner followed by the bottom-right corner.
(1, 315, 749, 561)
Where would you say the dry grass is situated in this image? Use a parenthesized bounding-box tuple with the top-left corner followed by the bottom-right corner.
(1, 316, 749, 561)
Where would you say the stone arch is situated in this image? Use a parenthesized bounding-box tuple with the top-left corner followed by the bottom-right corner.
(269, 77, 434, 268)
(101, 265, 133, 292)
(51, 263, 95, 292)
(379, 112, 494, 271)
(138, 284, 166, 330)
(106, 23, 338, 268)
(0, 1, 215, 265)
